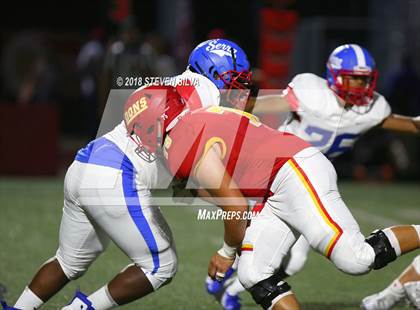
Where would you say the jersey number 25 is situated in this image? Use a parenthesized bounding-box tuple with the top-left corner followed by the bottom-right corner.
(304, 125, 360, 158)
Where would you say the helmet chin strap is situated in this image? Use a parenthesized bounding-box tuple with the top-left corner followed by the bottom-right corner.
(166, 109, 190, 131)
(334, 93, 347, 107)
(156, 119, 163, 147)
(154, 119, 164, 160)
(231, 47, 237, 71)
(154, 118, 167, 161)
(330, 85, 355, 109)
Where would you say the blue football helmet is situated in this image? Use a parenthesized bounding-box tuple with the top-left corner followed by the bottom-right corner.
(188, 39, 252, 108)
(326, 44, 378, 106)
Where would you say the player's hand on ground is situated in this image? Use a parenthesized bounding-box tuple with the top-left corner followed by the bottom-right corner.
(208, 252, 235, 282)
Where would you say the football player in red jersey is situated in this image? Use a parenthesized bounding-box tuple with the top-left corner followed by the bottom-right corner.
(123, 85, 420, 310)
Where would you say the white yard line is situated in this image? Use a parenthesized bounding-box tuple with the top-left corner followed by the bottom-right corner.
(351, 207, 406, 226)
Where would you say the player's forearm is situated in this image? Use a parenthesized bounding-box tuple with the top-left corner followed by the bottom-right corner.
(193, 145, 248, 247)
(205, 192, 248, 246)
(221, 204, 248, 247)
(250, 94, 291, 114)
(381, 114, 420, 134)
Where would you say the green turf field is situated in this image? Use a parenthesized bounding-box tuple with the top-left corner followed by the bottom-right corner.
(0, 179, 419, 309)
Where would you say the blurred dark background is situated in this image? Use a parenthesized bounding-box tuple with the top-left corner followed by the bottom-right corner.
(0, 0, 419, 181)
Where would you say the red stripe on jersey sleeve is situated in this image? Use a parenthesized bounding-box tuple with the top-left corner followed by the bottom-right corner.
(283, 85, 299, 111)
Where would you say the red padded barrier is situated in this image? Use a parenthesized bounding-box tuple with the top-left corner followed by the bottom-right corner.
(258, 9, 298, 127)
(0, 104, 59, 175)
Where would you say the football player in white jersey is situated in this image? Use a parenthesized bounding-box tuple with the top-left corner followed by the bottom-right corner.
(361, 255, 420, 309)
(1, 86, 183, 310)
(276, 44, 419, 158)
(208, 44, 420, 310)
(0, 38, 254, 310)
(0, 85, 203, 310)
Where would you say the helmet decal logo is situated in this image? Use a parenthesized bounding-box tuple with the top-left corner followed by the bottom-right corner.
(124, 96, 148, 125)
(329, 55, 343, 69)
(196, 40, 211, 49)
(353, 66, 371, 72)
(206, 39, 237, 58)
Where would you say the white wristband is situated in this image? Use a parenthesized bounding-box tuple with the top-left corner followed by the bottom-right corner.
(217, 242, 237, 259)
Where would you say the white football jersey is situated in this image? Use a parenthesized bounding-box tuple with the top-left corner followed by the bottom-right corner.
(279, 73, 391, 158)
(104, 122, 171, 190)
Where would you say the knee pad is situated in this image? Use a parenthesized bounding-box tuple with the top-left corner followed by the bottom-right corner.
(365, 230, 397, 270)
(412, 255, 420, 274)
(248, 274, 292, 309)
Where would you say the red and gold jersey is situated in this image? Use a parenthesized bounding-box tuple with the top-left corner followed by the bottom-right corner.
(164, 106, 310, 198)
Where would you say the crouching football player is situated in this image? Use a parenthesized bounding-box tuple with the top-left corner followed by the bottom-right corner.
(1, 86, 184, 310)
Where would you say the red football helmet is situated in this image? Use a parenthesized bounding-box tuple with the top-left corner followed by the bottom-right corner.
(124, 85, 186, 162)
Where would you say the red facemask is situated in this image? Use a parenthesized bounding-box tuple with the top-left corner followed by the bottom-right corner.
(218, 70, 252, 109)
(328, 67, 378, 106)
